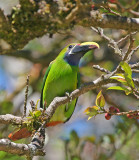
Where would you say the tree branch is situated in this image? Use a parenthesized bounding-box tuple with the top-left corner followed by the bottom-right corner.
(130, 62, 139, 70)
(23, 75, 30, 117)
(93, 65, 111, 74)
(89, 12, 139, 31)
(0, 114, 23, 125)
(0, 139, 45, 157)
(91, 27, 123, 57)
(0, 2, 139, 56)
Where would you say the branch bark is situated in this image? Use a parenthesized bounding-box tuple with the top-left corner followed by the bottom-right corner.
(0, 114, 23, 125)
(90, 13, 139, 31)
(0, 139, 45, 157)
(0, 1, 139, 56)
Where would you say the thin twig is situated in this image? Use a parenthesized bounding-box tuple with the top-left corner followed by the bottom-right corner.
(130, 62, 139, 69)
(117, 32, 137, 44)
(132, 89, 139, 99)
(122, 34, 134, 62)
(132, 69, 139, 73)
(30, 100, 36, 112)
(91, 27, 123, 57)
(129, 10, 139, 16)
(117, 1, 139, 13)
(93, 65, 111, 74)
(101, 2, 121, 16)
(65, 0, 81, 22)
(109, 110, 139, 116)
(127, 45, 139, 63)
(23, 75, 30, 117)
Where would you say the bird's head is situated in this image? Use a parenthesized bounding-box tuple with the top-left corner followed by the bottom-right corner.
(63, 42, 99, 66)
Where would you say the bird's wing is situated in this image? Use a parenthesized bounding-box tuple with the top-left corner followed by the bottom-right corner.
(77, 72, 81, 88)
(64, 72, 81, 122)
(40, 63, 53, 108)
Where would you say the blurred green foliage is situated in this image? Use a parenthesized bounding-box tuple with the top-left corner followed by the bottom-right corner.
(0, 152, 25, 160)
(0, 0, 138, 160)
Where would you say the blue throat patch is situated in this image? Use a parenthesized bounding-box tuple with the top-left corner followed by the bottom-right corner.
(64, 51, 83, 66)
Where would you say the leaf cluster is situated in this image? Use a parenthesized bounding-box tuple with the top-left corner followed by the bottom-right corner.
(84, 90, 105, 120)
(108, 61, 136, 95)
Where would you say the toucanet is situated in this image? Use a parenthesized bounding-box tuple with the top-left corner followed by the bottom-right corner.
(8, 42, 99, 141)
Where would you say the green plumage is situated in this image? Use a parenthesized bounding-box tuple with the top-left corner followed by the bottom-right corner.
(41, 45, 79, 123)
(40, 42, 99, 124)
(8, 42, 99, 141)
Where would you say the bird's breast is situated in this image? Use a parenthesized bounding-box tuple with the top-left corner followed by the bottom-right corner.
(43, 61, 78, 106)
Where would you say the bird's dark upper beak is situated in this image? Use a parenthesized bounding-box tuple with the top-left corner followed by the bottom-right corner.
(71, 42, 99, 54)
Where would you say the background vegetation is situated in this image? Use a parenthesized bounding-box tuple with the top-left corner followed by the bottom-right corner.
(0, 0, 139, 160)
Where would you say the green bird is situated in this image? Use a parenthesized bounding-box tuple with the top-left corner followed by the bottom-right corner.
(40, 42, 99, 127)
(8, 42, 99, 141)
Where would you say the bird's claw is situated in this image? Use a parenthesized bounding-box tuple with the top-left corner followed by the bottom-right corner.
(65, 92, 72, 102)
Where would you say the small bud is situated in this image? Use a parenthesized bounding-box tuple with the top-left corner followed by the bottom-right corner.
(115, 108, 120, 113)
(135, 112, 139, 119)
(127, 114, 133, 119)
(109, 106, 120, 113)
(91, 5, 95, 9)
(109, 106, 116, 113)
(105, 113, 111, 120)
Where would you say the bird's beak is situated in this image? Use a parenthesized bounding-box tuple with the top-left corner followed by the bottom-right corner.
(70, 42, 99, 54)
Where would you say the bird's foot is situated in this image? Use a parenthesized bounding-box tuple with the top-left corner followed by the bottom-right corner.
(65, 92, 72, 102)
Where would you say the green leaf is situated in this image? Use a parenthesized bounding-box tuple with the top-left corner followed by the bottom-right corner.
(69, 130, 79, 151)
(107, 86, 128, 91)
(35, 99, 40, 110)
(124, 75, 135, 88)
(84, 106, 99, 117)
(125, 89, 132, 95)
(88, 116, 92, 120)
(108, 86, 132, 95)
(70, 130, 79, 146)
(120, 61, 132, 77)
(110, 75, 127, 85)
(116, 73, 125, 78)
(33, 110, 41, 118)
(95, 90, 105, 108)
(120, 61, 135, 88)
(29, 111, 33, 117)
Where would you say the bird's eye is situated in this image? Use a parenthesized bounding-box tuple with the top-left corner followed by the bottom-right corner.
(68, 45, 73, 49)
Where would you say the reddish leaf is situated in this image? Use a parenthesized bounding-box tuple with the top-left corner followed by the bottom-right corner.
(8, 128, 31, 141)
